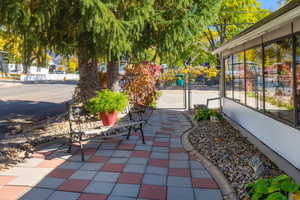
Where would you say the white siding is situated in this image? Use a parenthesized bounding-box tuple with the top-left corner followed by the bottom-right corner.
(222, 98, 300, 169)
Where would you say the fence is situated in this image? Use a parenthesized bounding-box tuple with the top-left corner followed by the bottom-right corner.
(20, 74, 79, 81)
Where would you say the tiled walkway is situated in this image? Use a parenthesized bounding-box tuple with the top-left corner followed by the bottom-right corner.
(0, 110, 222, 200)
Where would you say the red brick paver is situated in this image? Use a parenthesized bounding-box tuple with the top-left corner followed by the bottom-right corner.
(192, 178, 219, 189)
(101, 164, 124, 172)
(58, 179, 90, 192)
(117, 144, 135, 150)
(47, 169, 76, 179)
(169, 168, 191, 177)
(149, 158, 169, 168)
(0, 186, 30, 200)
(117, 173, 143, 184)
(153, 142, 169, 147)
(132, 151, 150, 158)
(78, 194, 107, 200)
(88, 156, 110, 163)
(139, 185, 166, 200)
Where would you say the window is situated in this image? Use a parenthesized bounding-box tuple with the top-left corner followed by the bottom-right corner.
(295, 35, 300, 125)
(232, 52, 246, 104)
(264, 38, 294, 123)
(245, 47, 264, 110)
(225, 56, 233, 99)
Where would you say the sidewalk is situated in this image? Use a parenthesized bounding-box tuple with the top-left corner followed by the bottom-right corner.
(0, 109, 222, 200)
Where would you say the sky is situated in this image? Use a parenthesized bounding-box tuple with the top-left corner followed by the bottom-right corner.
(257, 0, 280, 11)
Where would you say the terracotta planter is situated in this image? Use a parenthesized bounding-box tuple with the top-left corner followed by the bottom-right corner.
(99, 111, 118, 126)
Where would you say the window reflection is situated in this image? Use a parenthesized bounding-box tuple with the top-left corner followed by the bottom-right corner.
(264, 38, 293, 123)
(295, 35, 300, 125)
(225, 56, 233, 99)
(245, 47, 263, 110)
(233, 52, 246, 103)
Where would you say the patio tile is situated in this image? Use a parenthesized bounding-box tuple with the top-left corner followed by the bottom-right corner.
(47, 169, 76, 179)
(127, 158, 148, 165)
(192, 178, 219, 189)
(108, 158, 128, 164)
(153, 142, 169, 147)
(99, 143, 118, 150)
(167, 176, 192, 187)
(138, 185, 166, 200)
(84, 181, 115, 194)
(149, 159, 169, 168)
(0, 175, 16, 185)
(168, 168, 191, 177)
(95, 150, 115, 157)
(80, 163, 103, 171)
(0, 185, 30, 200)
(145, 166, 168, 175)
(37, 177, 65, 189)
(101, 164, 124, 172)
(111, 184, 140, 197)
(48, 191, 80, 200)
(17, 158, 44, 168)
(131, 151, 150, 158)
(170, 148, 185, 153)
(58, 179, 90, 192)
(108, 196, 135, 200)
(94, 172, 120, 182)
(37, 159, 65, 168)
(169, 160, 189, 168)
(152, 147, 169, 153)
(88, 156, 110, 163)
(117, 173, 143, 184)
(190, 161, 205, 169)
(19, 188, 54, 200)
(118, 144, 136, 150)
(150, 152, 169, 159)
(167, 187, 194, 200)
(59, 161, 83, 170)
(191, 169, 211, 178)
(78, 193, 107, 200)
(194, 189, 222, 200)
(112, 150, 132, 158)
(70, 170, 97, 180)
(68, 155, 91, 162)
(169, 153, 189, 161)
(142, 174, 167, 186)
(134, 145, 152, 151)
(123, 164, 146, 173)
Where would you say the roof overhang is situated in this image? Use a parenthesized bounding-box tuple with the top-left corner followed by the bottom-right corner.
(213, 0, 300, 55)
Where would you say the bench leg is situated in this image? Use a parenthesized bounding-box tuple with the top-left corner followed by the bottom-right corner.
(79, 136, 85, 161)
(127, 127, 132, 140)
(68, 133, 73, 153)
(140, 124, 145, 144)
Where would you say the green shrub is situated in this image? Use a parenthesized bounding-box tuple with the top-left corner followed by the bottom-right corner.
(194, 108, 223, 121)
(246, 175, 300, 200)
(85, 89, 128, 114)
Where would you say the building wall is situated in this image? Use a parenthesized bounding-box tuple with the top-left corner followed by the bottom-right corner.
(222, 97, 300, 169)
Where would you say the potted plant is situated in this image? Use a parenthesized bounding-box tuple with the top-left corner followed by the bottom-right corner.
(246, 175, 300, 200)
(86, 89, 128, 126)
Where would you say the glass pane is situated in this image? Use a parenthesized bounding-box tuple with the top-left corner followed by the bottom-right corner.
(225, 56, 233, 99)
(264, 37, 293, 123)
(245, 47, 263, 110)
(233, 52, 245, 103)
(296, 35, 300, 125)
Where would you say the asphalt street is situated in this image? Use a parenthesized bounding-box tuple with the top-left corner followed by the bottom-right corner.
(0, 82, 76, 137)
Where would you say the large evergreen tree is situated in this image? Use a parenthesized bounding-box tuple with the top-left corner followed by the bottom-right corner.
(0, 0, 221, 100)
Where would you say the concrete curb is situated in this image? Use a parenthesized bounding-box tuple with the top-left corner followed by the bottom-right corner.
(182, 111, 239, 200)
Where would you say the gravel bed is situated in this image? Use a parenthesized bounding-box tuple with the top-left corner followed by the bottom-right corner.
(189, 118, 283, 199)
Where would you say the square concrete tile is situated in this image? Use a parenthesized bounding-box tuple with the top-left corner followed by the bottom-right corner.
(117, 173, 143, 184)
(100, 143, 118, 150)
(48, 191, 80, 200)
(108, 196, 135, 200)
(143, 174, 167, 186)
(58, 179, 90, 193)
(108, 158, 128, 164)
(194, 189, 222, 200)
(169, 153, 189, 161)
(94, 172, 120, 182)
(152, 147, 169, 153)
(191, 170, 211, 178)
(138, 185, 166, 200)
(146, 166, 168, 175)
(95, 150, 115, 157)
(17, 158, 44, 168)
(84, 181, 115, 194)
(167, 187, 194, 200)
(112, 184, 140, 197)
(80, 163, 103, 171)
(190, 161, 205, 169)
(123, 164, 146, 173)
(20, 188, 54, 200)
(128, 158, 148, 165)
(59, 162, 83, 170)
(167, 176, 192, 187)
(70, 170, 97, 180)
(169, 160, 189, 168)
(37, 177, 65, 189)
(134, 145, 152, 151)
(112, 151, 132, 158)
(151, 152, 169, 159)
(68, 155, 91, 162)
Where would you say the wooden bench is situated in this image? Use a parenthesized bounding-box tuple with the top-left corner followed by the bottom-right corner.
(67, 103, 153, 161)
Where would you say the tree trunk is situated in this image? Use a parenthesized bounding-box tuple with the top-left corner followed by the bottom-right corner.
(107, 59, 120, 92)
